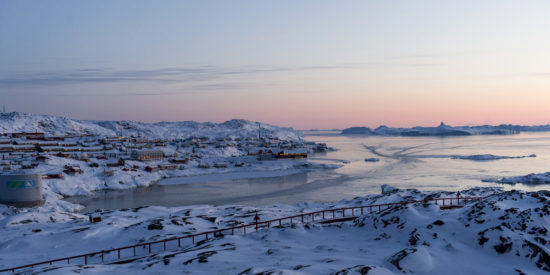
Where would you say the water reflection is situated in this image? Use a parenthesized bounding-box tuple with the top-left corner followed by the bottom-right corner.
(67, 133, 550, 212)
(67, 172, 311, 212)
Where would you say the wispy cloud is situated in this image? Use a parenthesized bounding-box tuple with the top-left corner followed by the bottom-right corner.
(0, 64, 353, 87)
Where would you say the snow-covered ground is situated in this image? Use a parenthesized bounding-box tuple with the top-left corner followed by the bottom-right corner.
(0, 111, 340, 212)
(483, 171, 550, 185)
(1, 186, 548, 274)
(0, 112, 302, 141)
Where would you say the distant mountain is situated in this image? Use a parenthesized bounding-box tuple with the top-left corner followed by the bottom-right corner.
(341, 122, 550, 136)
(0, 112, 303, 141)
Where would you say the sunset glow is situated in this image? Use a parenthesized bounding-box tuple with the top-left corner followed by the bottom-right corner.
(1, 0, 549, 129)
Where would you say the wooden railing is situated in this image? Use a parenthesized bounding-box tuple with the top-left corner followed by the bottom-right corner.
(0, 196, 486, 273)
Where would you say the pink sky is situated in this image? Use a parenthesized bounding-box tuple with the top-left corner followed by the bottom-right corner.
(2, 1, 550, 130)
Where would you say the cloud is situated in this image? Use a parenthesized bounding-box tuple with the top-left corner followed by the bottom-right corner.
(0, 64, 353, 87)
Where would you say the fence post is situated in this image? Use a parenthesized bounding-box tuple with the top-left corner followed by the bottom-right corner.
(85, 255, 87, 265)
(134, 247, 136, 257)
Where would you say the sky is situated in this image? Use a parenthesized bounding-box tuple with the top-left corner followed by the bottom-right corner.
(1, 0, 549, 130)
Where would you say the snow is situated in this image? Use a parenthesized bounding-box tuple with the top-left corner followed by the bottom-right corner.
(2, 186, 548, 274)
(341, 122, 550, 136)
(483, 171, 550, 185)
(0, 112, 303, 141)
(0, 111, 341, 212)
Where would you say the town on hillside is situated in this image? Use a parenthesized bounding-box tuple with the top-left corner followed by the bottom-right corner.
(0, 131, 329, 205)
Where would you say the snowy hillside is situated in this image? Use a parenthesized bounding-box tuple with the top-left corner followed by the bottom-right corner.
(341, 122, 550, 136)
(0, 112, 303, 141)
(1, 186, 548, 274)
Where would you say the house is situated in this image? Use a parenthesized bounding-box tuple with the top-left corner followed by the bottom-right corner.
(257, 150, 276, 161)
(106, 158, 125, 167)
(145, 166, 160, 172)
(44, 136, 65, 141)
(35, 155, 50, 162)
(43, 173, 64, 179)
(0, 138, 11, 145)
(12, 132, 45, 139)
(158, 164, 177, 170)
(198, 163, 210, 169)
(169, 158, 189, 164)
(63, 165, 83, 175)
(213, 163, 227, 168)
(131, 150, 163, 161)
(276, 151, 307, 159)
(12, 145, 35, 152)
(104, 169, 114, 176)
(55, 152, 71, 158)
(0, 146, 14, 153)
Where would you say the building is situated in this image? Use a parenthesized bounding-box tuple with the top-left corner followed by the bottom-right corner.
(0, 173, 45, 207)
(106, 158, 125, 167)
(257, 150, 276, 161)
(131, 150, 164, 161)
(12, 132, 45, 139)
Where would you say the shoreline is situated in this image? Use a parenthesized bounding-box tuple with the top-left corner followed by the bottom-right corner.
(158, 169, 303, 185)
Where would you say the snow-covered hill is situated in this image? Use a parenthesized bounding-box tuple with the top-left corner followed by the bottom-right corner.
(2, 186, 548, 274)
(0, 112, 303, 141)
(341, 122, 550, 136)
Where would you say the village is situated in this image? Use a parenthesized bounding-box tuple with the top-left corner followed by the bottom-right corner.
(0, 130, 329, 206)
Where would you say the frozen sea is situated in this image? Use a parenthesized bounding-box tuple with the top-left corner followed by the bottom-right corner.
(68, 132, 550, 212)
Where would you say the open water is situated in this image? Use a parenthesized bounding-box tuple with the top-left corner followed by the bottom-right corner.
(67, 132, 550, 212)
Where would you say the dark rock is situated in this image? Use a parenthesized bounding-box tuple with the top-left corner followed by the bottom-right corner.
(147, 220, 164, 230)
(331, 265, 372, 275)
(389, 248, 417, 271)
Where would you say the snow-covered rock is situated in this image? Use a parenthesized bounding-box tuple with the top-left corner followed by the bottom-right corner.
(340, 122, 550, 136)
(6, 186, 546, 274)
(483, 172, 550, 185)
